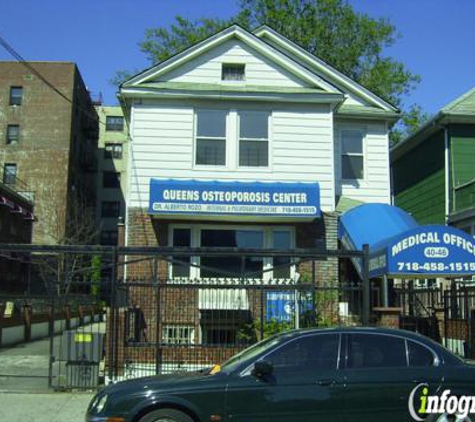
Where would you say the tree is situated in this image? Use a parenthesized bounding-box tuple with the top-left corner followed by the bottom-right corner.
(114, 0, 429, 141)
(116, 0, 420, 109)
(390, 104, 431, 146)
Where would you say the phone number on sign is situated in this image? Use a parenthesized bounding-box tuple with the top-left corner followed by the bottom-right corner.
(397, 262, 475, 272)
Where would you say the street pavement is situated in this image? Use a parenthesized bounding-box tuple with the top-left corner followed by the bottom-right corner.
(0, 391, 94, 421)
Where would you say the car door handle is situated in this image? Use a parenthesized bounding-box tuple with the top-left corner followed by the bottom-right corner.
(316, 379, 335, 386)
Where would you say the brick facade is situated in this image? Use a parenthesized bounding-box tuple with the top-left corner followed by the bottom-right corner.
(0, 61, 98, 245)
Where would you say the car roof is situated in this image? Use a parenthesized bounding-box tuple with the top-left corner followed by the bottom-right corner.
(280, 326, 437, 343)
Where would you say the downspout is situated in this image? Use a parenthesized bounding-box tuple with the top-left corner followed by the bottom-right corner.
(444, 127, 450, 224)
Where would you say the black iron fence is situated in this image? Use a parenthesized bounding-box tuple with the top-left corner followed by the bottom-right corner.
(394, 280, 475, 359)
(0, 243, 372, 390)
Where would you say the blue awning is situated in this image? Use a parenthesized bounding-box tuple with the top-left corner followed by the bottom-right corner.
(340, 203, 475, 279)
(339, 203, 418, 251)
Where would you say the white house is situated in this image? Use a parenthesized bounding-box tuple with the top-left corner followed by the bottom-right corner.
(120, 25, 397, 280)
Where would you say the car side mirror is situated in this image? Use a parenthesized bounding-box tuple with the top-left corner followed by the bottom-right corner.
(252, 361, 273, 379)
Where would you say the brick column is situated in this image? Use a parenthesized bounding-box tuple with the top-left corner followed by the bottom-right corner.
(373, 307, 402, 329)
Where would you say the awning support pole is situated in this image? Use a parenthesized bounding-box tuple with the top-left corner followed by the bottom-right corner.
(362, 244, 370, 325)
(383, 275, 389, 307)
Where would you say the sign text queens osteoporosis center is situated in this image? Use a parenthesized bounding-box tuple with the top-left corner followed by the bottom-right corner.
(369, 225, 475, 277)
(148, 179, 320, 218)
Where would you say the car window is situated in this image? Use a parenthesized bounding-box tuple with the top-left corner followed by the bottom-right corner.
(263, 334, 340, 372)
(348, 334, 407, 369)
(408, 340, 435, 366)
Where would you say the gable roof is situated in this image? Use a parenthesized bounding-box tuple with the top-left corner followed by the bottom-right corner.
(442, 86, 475, 116)
(122, 24, 341, 95)
(254, 25, 399, 113)
(391, 85, 475, 160)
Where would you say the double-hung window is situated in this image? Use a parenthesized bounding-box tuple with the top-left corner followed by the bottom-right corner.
(341, 129, 364, 180)
(195, 110, 227, 166)
(239, 112, 269, 167)
(6, 125, 20, 145)
(3, 163, 17, 185)
(9, 87, 23, 106)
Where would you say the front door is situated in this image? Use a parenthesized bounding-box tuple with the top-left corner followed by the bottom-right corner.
(225, 333, 345, 421)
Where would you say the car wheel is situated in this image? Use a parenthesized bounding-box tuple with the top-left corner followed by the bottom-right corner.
(429, 414, 473, 422)
(138, 408, 194, 422)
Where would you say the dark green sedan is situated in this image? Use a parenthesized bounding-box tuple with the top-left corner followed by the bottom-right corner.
(86, 327, 475, 422)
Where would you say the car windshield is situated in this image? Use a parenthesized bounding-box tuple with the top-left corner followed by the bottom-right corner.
(220, 333, 291, 373)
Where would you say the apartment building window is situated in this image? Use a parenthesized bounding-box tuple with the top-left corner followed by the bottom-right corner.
(239, 112, 269, 167)
(100, 230, 119, 245)
(106, 116, 124, 131)
(104, 143, 123, 159)
(222, 63, 245, 81)
(195, 110, 226, 166)
(101, 201, 120, 218)
(103, 171, 121, 188)
(9, 87, 23, 106)
(6, 125, 20, 145)
(341, 129, 364, 180)
(3, 163, 17, 185)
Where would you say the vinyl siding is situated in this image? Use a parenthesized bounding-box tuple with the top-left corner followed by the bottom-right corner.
(450, 124, 475, 188)
(334, 121, 391, 204)
(128, 102, 336, 211)
(158, 39, 309, 88)
(395, 169, 445, 224)
(393, 130, 446, 224)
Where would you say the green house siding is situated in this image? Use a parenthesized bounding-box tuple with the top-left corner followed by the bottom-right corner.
(395, 169, 446, 224)
(450, 125, 475, 214)
(393, 130, 446, 225)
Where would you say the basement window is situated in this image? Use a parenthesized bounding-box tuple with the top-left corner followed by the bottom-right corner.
(222, 63, 245, 81)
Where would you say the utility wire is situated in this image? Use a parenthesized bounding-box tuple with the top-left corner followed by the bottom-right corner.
(0, 32, 107, 127)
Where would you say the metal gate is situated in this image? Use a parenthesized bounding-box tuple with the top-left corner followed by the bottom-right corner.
(0, 244, 371, 390)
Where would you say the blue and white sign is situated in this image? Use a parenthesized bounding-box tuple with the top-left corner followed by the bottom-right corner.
(266, 291, 313, 322)
(149, 179, 320, 218)
(370, 225, 475, 278)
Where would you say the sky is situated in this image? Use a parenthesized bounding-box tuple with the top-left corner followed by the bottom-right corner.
(0, 0, 474, 114)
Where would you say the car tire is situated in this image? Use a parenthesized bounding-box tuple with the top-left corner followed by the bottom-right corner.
(138, 408, 194, 422)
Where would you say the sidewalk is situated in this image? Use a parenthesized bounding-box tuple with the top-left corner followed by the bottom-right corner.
(0, 391, 94, 422)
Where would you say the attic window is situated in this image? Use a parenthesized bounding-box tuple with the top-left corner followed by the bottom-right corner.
(222, 63, 245, 81)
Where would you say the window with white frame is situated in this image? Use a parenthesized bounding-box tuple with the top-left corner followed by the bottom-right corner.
(170, 226, 294, 281)
(239, 112, 269, 167)
(195, 110, 227, 166)
(341, 129, 364, 180)
(162, 325, 195, 345)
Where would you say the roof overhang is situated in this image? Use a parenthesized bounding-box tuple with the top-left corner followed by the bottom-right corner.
(391, 112, 475, 161)
(122, 25, 342, 96)
(120, 86, 344, 105)
(254, 25, 399, 114)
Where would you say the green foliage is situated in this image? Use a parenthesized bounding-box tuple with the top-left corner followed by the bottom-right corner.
(116, 0, 420, 111)
(90, 255, 102, 298)
(390, 104, 432, 146)
(237, 318, 295, 343)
